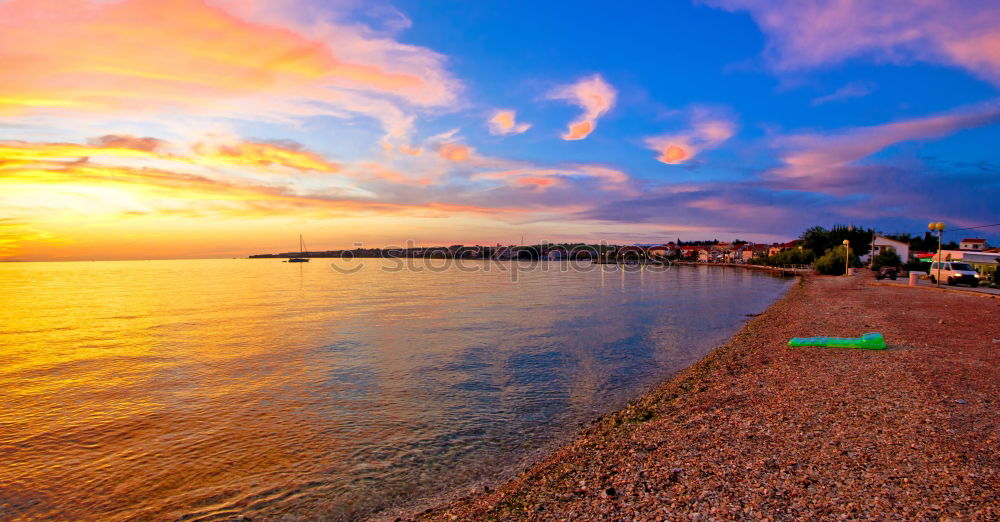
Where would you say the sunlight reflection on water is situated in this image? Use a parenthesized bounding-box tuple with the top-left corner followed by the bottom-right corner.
(0, 259, 791, 520)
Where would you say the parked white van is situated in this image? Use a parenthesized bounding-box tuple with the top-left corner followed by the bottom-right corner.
(928, 261, 981, 287)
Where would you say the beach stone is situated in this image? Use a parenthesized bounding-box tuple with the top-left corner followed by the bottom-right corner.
(416, 274, 1000, 521)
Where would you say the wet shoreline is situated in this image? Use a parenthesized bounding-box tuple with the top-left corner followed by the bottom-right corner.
(413, 273, 999, 520)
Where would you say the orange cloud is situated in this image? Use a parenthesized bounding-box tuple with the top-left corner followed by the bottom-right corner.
(564, 121, 594, 141)
(550, 75, 617, 140)
(0, 220, 65, 259)
(0, 0, 459, 132)
(0, 139, 163, 168)
(0, 135, 343, 176)
(398, 145, 423, 156)
(660, 145, 689, 164)
(0, 137, 525, 215)
(517, 177, 557, 188)
(438, 143, 472, 162)
(645, 115, 736, 165)
(488, 110, 531, 135)
(192, 139, 341, 173)
(0, 149, 515, 234)
(356, 162, 431, 185)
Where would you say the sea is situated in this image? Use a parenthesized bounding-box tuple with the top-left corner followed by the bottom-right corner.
(0, 259, 792, 520)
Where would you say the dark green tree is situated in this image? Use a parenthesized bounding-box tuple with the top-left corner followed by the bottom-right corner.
(870, 248, 903, 270)
(799, 226, 831, 255)
(814, 245, 860, 275)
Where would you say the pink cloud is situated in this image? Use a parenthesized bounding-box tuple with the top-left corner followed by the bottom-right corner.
(516, 177, 557, 188)
(472, 164, 632, 193)
(705, 0, 1000, 85)
(487, 110, 531, 135)
(686, 196, 786, 221)
(355, 162, 431, 185)
(766, 102, 1000, 193)
(397, 144, 423, 156)
(645, 114, 736, 165)
(437, 143, 472, 162)
(0, 0, 460, 134)
(550, 74, 617, 140)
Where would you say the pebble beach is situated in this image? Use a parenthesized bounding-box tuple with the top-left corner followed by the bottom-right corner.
(416, 273, 999, 520)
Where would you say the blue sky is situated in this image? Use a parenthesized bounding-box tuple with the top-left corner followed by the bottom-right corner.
(1, 0, 998, 259)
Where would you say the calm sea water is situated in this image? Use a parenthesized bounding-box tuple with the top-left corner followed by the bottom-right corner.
(0, 259, 791, 520)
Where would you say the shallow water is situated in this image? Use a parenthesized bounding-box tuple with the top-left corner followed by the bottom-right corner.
(0, 259, 791, 520)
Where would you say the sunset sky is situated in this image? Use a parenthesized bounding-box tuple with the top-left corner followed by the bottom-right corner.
(2, 0, 999, 260)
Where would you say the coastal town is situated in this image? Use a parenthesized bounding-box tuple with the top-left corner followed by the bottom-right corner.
(250, 229, 999, 287)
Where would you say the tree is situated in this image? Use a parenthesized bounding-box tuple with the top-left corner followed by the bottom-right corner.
(814, 245, 860, 276)
(800, 225, 874, 259)
(829, 225, 874, 258)
(753, 247, 814, 267)
(870, 247, 902, 271)
(886, 232, 956, 252)
(799, 226, 830, 255)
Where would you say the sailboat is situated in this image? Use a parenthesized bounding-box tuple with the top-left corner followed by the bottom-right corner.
(288, 234, 310, 262)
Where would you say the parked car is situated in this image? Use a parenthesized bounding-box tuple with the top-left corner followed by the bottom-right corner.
(928, 261, 980, 287)
(875, 267, 898, 280)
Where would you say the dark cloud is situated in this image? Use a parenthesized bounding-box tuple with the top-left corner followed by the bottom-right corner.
(577, 159, 1000, 242)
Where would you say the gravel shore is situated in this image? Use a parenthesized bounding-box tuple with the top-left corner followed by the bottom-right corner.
(415, 273, 999, 520)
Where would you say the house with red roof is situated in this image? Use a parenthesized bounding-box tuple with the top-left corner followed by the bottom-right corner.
(739, 244, 769, 262)
(960, 238, 987, 251)
(646, 244, 677, 258)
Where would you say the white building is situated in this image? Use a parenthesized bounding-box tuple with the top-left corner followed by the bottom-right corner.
(960, 238, 987, 251)
(863, 235, 910, 262)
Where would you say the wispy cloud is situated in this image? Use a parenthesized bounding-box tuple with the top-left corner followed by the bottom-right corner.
(765, 101, 1000, 194)
(0, 131, 641, 217)
(549, 74, 617, 140)
(191, 137, 341, 173)
(472, 164, 632, 193)
(812, 81, 877, 105)
(0, 220, 64, 259)
(0, 138, 521, 225)
(0, 134, 344, 175)
(704, 0, 1000, 86)
(487, 110, 531, 135)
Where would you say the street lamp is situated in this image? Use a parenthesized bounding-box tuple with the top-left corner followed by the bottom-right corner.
(843, 239, 850, 276)
(928, 221, 945, 288)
